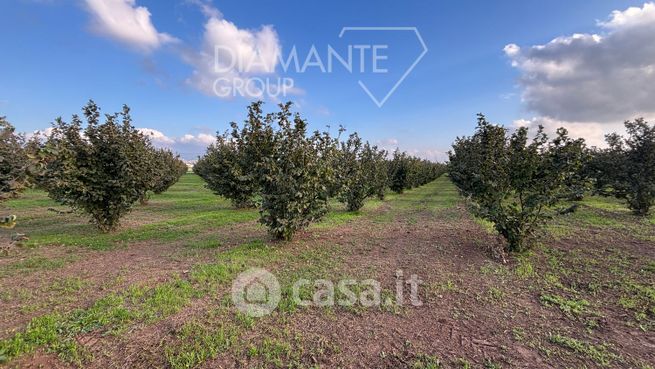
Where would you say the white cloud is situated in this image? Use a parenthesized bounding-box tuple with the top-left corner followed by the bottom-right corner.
(133, 128, 215, 159)
(79, 0, 289, 99)
(375, 138, 399, 148)
(503, 44, 520, 57)
(84, 0, 177, 52)
(511, 117, 626, 148)
(373, 138, 446, 162)
(505, 2, 655, 137)
(137, 128, 175, 144)
(179, 133, 216, 145)
(182, 1, 282, 98)
(184, 21, 280, 97)
(25, 127, 54, 141)
(600, 2, 655, 29)
(409, 148, 448, 163)
(185, 0, 222, 19)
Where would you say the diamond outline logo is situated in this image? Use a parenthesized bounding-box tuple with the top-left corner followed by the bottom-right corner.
(339, 27, 428, 108)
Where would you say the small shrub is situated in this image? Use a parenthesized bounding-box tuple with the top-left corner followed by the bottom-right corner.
(0, 117, 28, 200)
(448, 114, 587, 252)
(258, 103, 333, 240)
(196, 101, 443, 240)
(336, 133, 388, 211)
(589, 118, 655, 215)
(388, 149, 409, 194)
(151, 149, 187, 194)
(388, 149, 445, 194)
(42, 101, 154, 232)
(194, 102, 271, 208)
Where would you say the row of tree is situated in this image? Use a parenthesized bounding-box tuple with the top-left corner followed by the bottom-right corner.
(449, 114, 655, 252)
(6, 101, 651, 249)
(194, 102, 445, 240)
(0, 117, 30, 202)
(586, 118, 655, 216)
(0, 101, 187, 232)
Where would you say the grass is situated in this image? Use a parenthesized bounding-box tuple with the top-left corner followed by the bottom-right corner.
(165, 321, 237, 369)
(515, 254, 536, 278)
(619, 280, 655, 330)
(2, 174, 441, 251)
(549, 334, 618, 366)
(473, 217, 496, 235)
(247, 337, 298, 367)
(2, 175, 654, 367)
(2, 174, 260, 250)
(0, 239, 276, 364)
(50, 277, 88, 293)
(0, 228, 349, 366)
(540, 294, 590, 316)
(2, 176, 450, 366)
(548, 195, 655, 241)
(412, 354, 442, 369)
(1, 254, 78, 277)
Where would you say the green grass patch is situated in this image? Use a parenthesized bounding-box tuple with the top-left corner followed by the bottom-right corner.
(247, 337, 298, 368)
(473, 217, 496, 235)
(3, 174, 259, 250)
(1, 255, 78, 277)
(619, 280, 655, 329)
(515, 254, 536, 278)
(411, 353, 442, 369)
(549, 334, 618, 366)
(50, 277, 88, 293)
(548, 196, 655, 241)
(540, 294, 589, 316)
(185, 238, 222, 249)
(0, 238, 276, 365)
(165, 321, 237, 369)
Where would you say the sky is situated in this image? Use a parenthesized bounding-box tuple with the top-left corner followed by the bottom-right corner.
(1, 0, 654, 161)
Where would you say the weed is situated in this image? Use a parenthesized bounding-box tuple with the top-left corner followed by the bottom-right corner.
(484, 359, 502, 369)
(549, 334, 618, 366)
(234, 311, 255, 329)
(165, 322, 236, 369)
(515, 256, 536, 278)
(454, 357, 472, 369)
(488, 287, 505, 301)
(512, 327, 525, 341)
(540, 294, 589, 316)
(1, 255, 77, 277)
(248, 337, 297, 367)
(50, 277, 87, 293)
(412, 353, 441, 369)
(643, 261, 655, 273)
(186, 239, 222, 249)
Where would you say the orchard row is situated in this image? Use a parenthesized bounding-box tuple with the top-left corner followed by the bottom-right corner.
(3, 102, 652, 250)
(193, 102, 445, 240)
(1, 101, 187, 231)
(449, 114, 655, 253)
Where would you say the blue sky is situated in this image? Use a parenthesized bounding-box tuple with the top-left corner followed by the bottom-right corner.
(1, 0, 654, 160)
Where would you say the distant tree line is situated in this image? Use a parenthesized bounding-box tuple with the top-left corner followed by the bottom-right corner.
(194, 101, 446, 240)
(0, 101, 187, 232)
(449, 114, 655, 252)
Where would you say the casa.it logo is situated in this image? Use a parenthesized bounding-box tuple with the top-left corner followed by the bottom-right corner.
(231, 268, 281, 317)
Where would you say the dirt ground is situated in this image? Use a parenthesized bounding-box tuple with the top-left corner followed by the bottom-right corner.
(1, 176, 654, 368)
